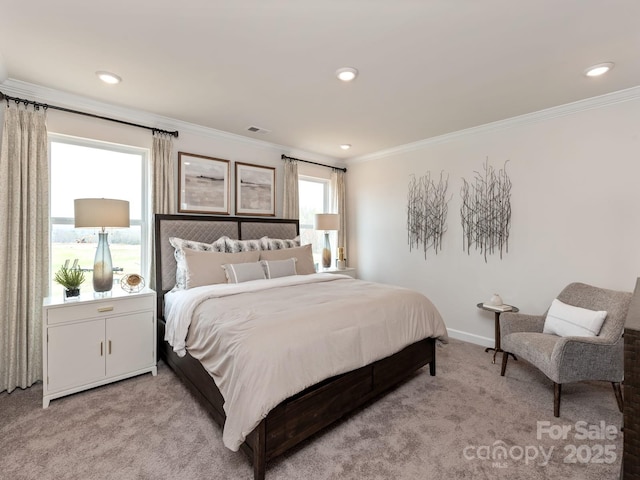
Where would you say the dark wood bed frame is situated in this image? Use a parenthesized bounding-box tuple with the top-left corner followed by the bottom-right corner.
(154, 214, 437, 480)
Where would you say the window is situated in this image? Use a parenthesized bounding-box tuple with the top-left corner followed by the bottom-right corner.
(298, 176, 335, 269)
(49, 135, 149, 291)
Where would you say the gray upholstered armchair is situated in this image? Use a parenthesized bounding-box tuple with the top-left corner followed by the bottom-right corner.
(500, 282, 632, 417)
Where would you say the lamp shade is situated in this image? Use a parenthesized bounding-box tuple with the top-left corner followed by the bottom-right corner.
(74, 198, 130, 228)
(314, 213, 340, 231)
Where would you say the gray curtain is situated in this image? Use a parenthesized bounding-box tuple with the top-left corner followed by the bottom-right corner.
(150, 132, 174, 290)
(283, 157, 299, 219)
(0, 104, 49, 393)
(331, 169, 347, 253)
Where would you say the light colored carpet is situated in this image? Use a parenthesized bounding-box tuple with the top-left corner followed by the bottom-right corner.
(0, 339, 622, 480)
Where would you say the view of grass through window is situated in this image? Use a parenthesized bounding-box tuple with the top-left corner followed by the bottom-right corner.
(49, 136, 147, 294)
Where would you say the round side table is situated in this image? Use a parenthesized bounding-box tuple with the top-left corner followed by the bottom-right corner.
(477, 303, 519, 364)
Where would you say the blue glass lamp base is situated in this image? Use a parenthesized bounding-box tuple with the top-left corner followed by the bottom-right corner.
(321, 232, 331, 269)
(93, 232, 114, 292)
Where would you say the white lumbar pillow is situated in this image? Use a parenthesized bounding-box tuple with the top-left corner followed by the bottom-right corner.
(222, 262, 266, 284)
(543, 298, 607, 337)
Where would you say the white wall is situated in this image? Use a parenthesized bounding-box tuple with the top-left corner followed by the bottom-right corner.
(347, 93, 640, 346)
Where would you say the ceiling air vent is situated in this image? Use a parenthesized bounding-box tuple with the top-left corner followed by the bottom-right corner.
(247, 125, 270, 134)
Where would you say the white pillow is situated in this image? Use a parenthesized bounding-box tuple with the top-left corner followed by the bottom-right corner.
(261, 258, 297, 279)
(543, 298, 608, 337)
(222, 262, 266, 284)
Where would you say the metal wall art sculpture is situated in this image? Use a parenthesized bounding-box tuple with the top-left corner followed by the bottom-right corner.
(407, 171, 450, 258)
(460, 158, 512, 261)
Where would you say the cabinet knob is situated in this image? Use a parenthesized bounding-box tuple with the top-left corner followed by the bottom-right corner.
(97, 306, 114, 313)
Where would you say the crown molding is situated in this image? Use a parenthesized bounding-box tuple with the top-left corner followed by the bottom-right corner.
(5, 78, 635, 167)
(349, 85, 640, 164)
(0, 78, 341, 165)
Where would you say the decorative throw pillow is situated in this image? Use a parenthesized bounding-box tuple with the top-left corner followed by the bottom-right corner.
(222, 262, 267, 284)
(261, 258, 297, 279)
(170, 236, 227, 289)
(225, 238, 264, 253)
(183, 249, 260, 289)
(543, 298, 608, 337)
(259, 244, 315, 275)
(260, 236, 301, 250)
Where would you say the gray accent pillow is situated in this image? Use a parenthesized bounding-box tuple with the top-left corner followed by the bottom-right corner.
(261, 258, 297, 279)
(259, 244, 315, 274)
(222, 262, 267, 284)
(182, 249, 260, 289)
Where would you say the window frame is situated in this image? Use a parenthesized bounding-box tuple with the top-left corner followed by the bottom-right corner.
(298, 175, 334, 268)
(48, 134, 150, 289)
(298, 174, 330, 225)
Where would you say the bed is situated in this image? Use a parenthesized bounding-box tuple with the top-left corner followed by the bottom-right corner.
(154, 214, 446, 480)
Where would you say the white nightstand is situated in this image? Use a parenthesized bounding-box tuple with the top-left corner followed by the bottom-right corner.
(42, 288, 157, 408)
(321, 267, 357, 279)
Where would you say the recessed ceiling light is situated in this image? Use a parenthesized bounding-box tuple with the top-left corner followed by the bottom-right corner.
(340, 144, 351, 150)
(584, 62, 614, 77)
(96, 71, 122, 84)
(336, 67, 358, 82)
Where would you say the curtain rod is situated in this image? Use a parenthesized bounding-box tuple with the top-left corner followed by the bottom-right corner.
(281, 154, 347, 173)
(0, 91, 179, 138)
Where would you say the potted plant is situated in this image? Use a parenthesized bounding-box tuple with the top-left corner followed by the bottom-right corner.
(54, 266, 86, 299)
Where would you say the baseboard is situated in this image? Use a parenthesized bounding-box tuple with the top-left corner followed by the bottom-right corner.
(447, 328, 494, 349)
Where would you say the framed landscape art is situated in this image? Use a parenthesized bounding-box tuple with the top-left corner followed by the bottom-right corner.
(235, 162, 275, 216)
(178, 152, 230, 214)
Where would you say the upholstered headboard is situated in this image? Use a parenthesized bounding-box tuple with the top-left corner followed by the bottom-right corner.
(153, 214, 299, 316)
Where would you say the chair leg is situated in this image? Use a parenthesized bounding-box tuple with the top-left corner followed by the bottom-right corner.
(612, 382, 623, 412)
(554, 383, 561, 417)
(500, 351, 508, 376)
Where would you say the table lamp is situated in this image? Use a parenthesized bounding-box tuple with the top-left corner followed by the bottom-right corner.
(74, 198, 130, 292)
(314, 213, 340, 269)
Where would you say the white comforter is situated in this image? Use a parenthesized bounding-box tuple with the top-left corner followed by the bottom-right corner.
(164, 273, 447, 451)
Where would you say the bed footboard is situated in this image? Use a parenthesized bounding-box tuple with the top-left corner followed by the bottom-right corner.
(158, 319, 435, 480)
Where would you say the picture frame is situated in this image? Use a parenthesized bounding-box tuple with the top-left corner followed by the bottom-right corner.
(178, 152, 230, 214)
(235, 162, 276, 216)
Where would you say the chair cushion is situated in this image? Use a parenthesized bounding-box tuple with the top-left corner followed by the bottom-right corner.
(543, 299, 607, 337)
(502, 332, 562, 381)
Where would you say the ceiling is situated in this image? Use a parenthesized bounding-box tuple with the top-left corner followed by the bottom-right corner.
(1, 0, 639, 160)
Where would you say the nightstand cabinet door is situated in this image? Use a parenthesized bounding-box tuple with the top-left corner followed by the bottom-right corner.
(106, 312, 155, 378)
(47, 319, 105, 393)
